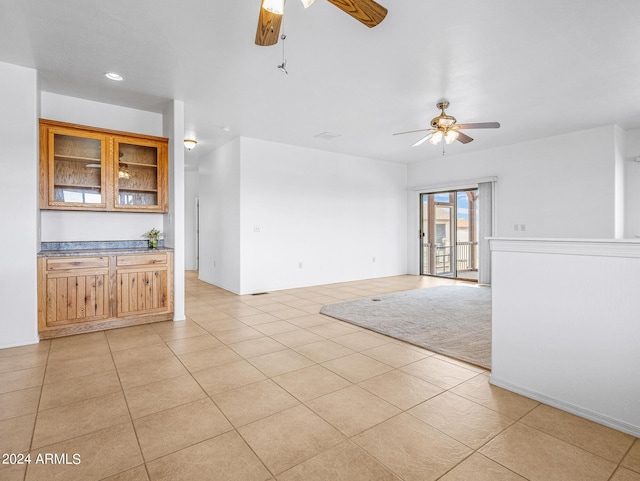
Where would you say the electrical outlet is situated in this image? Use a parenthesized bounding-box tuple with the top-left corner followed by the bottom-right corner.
(373, 257, 376, 263)
(213, 261, 216, 267)
(253, 225, 260, 233)
(298, 262, 302, 269)
(514, 224, 519, 231)
(520, 224, 526, 232)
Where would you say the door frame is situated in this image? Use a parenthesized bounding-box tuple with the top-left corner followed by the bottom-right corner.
(419, 188, 478, 280)
(412, 176, 497, 282)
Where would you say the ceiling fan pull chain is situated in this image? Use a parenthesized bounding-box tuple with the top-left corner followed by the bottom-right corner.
(277, 17, 288, 74)
(278, 35, 288, 73)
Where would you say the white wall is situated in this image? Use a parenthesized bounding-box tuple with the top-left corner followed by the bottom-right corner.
(0, 62, 39, 348)
(239, 138, 407, 294)
(39, 92, 165, 241)
(163, 100, 185, 321)
(41, 92, 163, 135)
(625, 128, 640, 239)
(185, 170, 199, 270)
(198, 139, 241, 293)
(197, 138, 408, 295)
(40, 211, 162, 242)
(490, 238, 640, 437)
(407, 126, 619, 274)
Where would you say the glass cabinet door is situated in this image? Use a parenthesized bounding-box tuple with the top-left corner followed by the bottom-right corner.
(40, 120, 168, 212)
(114, 138, 165, 211)
(49, 130, 106, 208)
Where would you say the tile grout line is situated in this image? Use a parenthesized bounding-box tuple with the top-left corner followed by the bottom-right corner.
(16, 273, 637, 480)
(150, 324, 278, 480)
(114, 322, 240, 477)
(181, 284, 409, 478)
(103, 331, 151, 481)
(22, 338, 52, 481)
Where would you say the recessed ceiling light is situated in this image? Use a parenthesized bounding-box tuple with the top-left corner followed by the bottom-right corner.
(105, 72, 124, 81)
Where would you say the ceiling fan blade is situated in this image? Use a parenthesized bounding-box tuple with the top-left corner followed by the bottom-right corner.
(455, 122, 500, 130)
(392, 128, 431, 136)
(411, 133, 433, 147)
(456, 131, 474, 144)
(325, 0, 388, 28)
(255, 1, 284, 46)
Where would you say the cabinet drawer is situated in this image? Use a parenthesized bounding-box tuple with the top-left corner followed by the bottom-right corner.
(46, 256, 109, 271)
(116, 253, 167, 266)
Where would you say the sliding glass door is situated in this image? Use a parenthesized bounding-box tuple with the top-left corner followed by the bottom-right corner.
(420, 189, 479, 280)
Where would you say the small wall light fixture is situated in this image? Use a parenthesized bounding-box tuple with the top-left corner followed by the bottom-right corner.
(184, 139, 198, 151)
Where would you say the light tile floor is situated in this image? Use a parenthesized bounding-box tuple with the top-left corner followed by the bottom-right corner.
(1, 271, 638, 481)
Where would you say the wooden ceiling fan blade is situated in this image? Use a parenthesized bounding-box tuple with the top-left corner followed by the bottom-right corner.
(255, 2, 283, 46)
(325, 0, 388, 28)
(393, 128, 431, 136)
(456, 131, 474, 144)
(455, 122, 500, 129)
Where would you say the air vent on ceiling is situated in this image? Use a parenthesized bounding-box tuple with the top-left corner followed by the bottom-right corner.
(314, 132, 342, 141)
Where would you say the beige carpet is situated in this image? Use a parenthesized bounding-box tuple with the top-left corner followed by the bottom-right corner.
(320, 285, 491, 369)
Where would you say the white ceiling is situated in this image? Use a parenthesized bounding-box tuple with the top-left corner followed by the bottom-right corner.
(3, 0, 640, 168)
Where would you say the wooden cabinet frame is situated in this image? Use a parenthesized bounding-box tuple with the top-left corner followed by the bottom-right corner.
(39, 119, 168, 213)
(38, 252, 174, 339)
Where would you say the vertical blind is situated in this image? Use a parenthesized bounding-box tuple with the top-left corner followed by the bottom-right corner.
(478, 181, 494, 285)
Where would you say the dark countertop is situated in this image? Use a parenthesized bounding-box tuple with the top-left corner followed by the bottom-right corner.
(38, 247, 174, 257)
(38, 240, 174, 257)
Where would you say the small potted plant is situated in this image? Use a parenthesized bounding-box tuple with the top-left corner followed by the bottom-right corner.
(142, 228, 164, 249)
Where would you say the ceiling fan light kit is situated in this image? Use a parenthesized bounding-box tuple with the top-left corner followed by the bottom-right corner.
(394, 100, 501, 153)
(262, 0, 286, 14)
(445, 130, 459, 144)
(428, 131, 443, 145)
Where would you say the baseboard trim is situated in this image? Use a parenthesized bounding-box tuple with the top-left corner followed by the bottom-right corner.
(0, 336, 40, 350)
(490, 375, 640, 438)
(39, 313, 173, 339)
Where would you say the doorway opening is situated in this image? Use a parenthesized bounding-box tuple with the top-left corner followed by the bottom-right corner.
(420, 189, 479, 281)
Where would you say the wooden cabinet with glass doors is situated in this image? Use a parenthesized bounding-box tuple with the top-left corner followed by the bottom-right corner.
(39, 119, 168, 212)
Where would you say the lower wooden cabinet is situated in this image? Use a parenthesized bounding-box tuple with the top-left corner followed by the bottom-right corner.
(116, 254, 170, 317)
(45, 269, 110, 326)
(38, 251, 173, 339)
